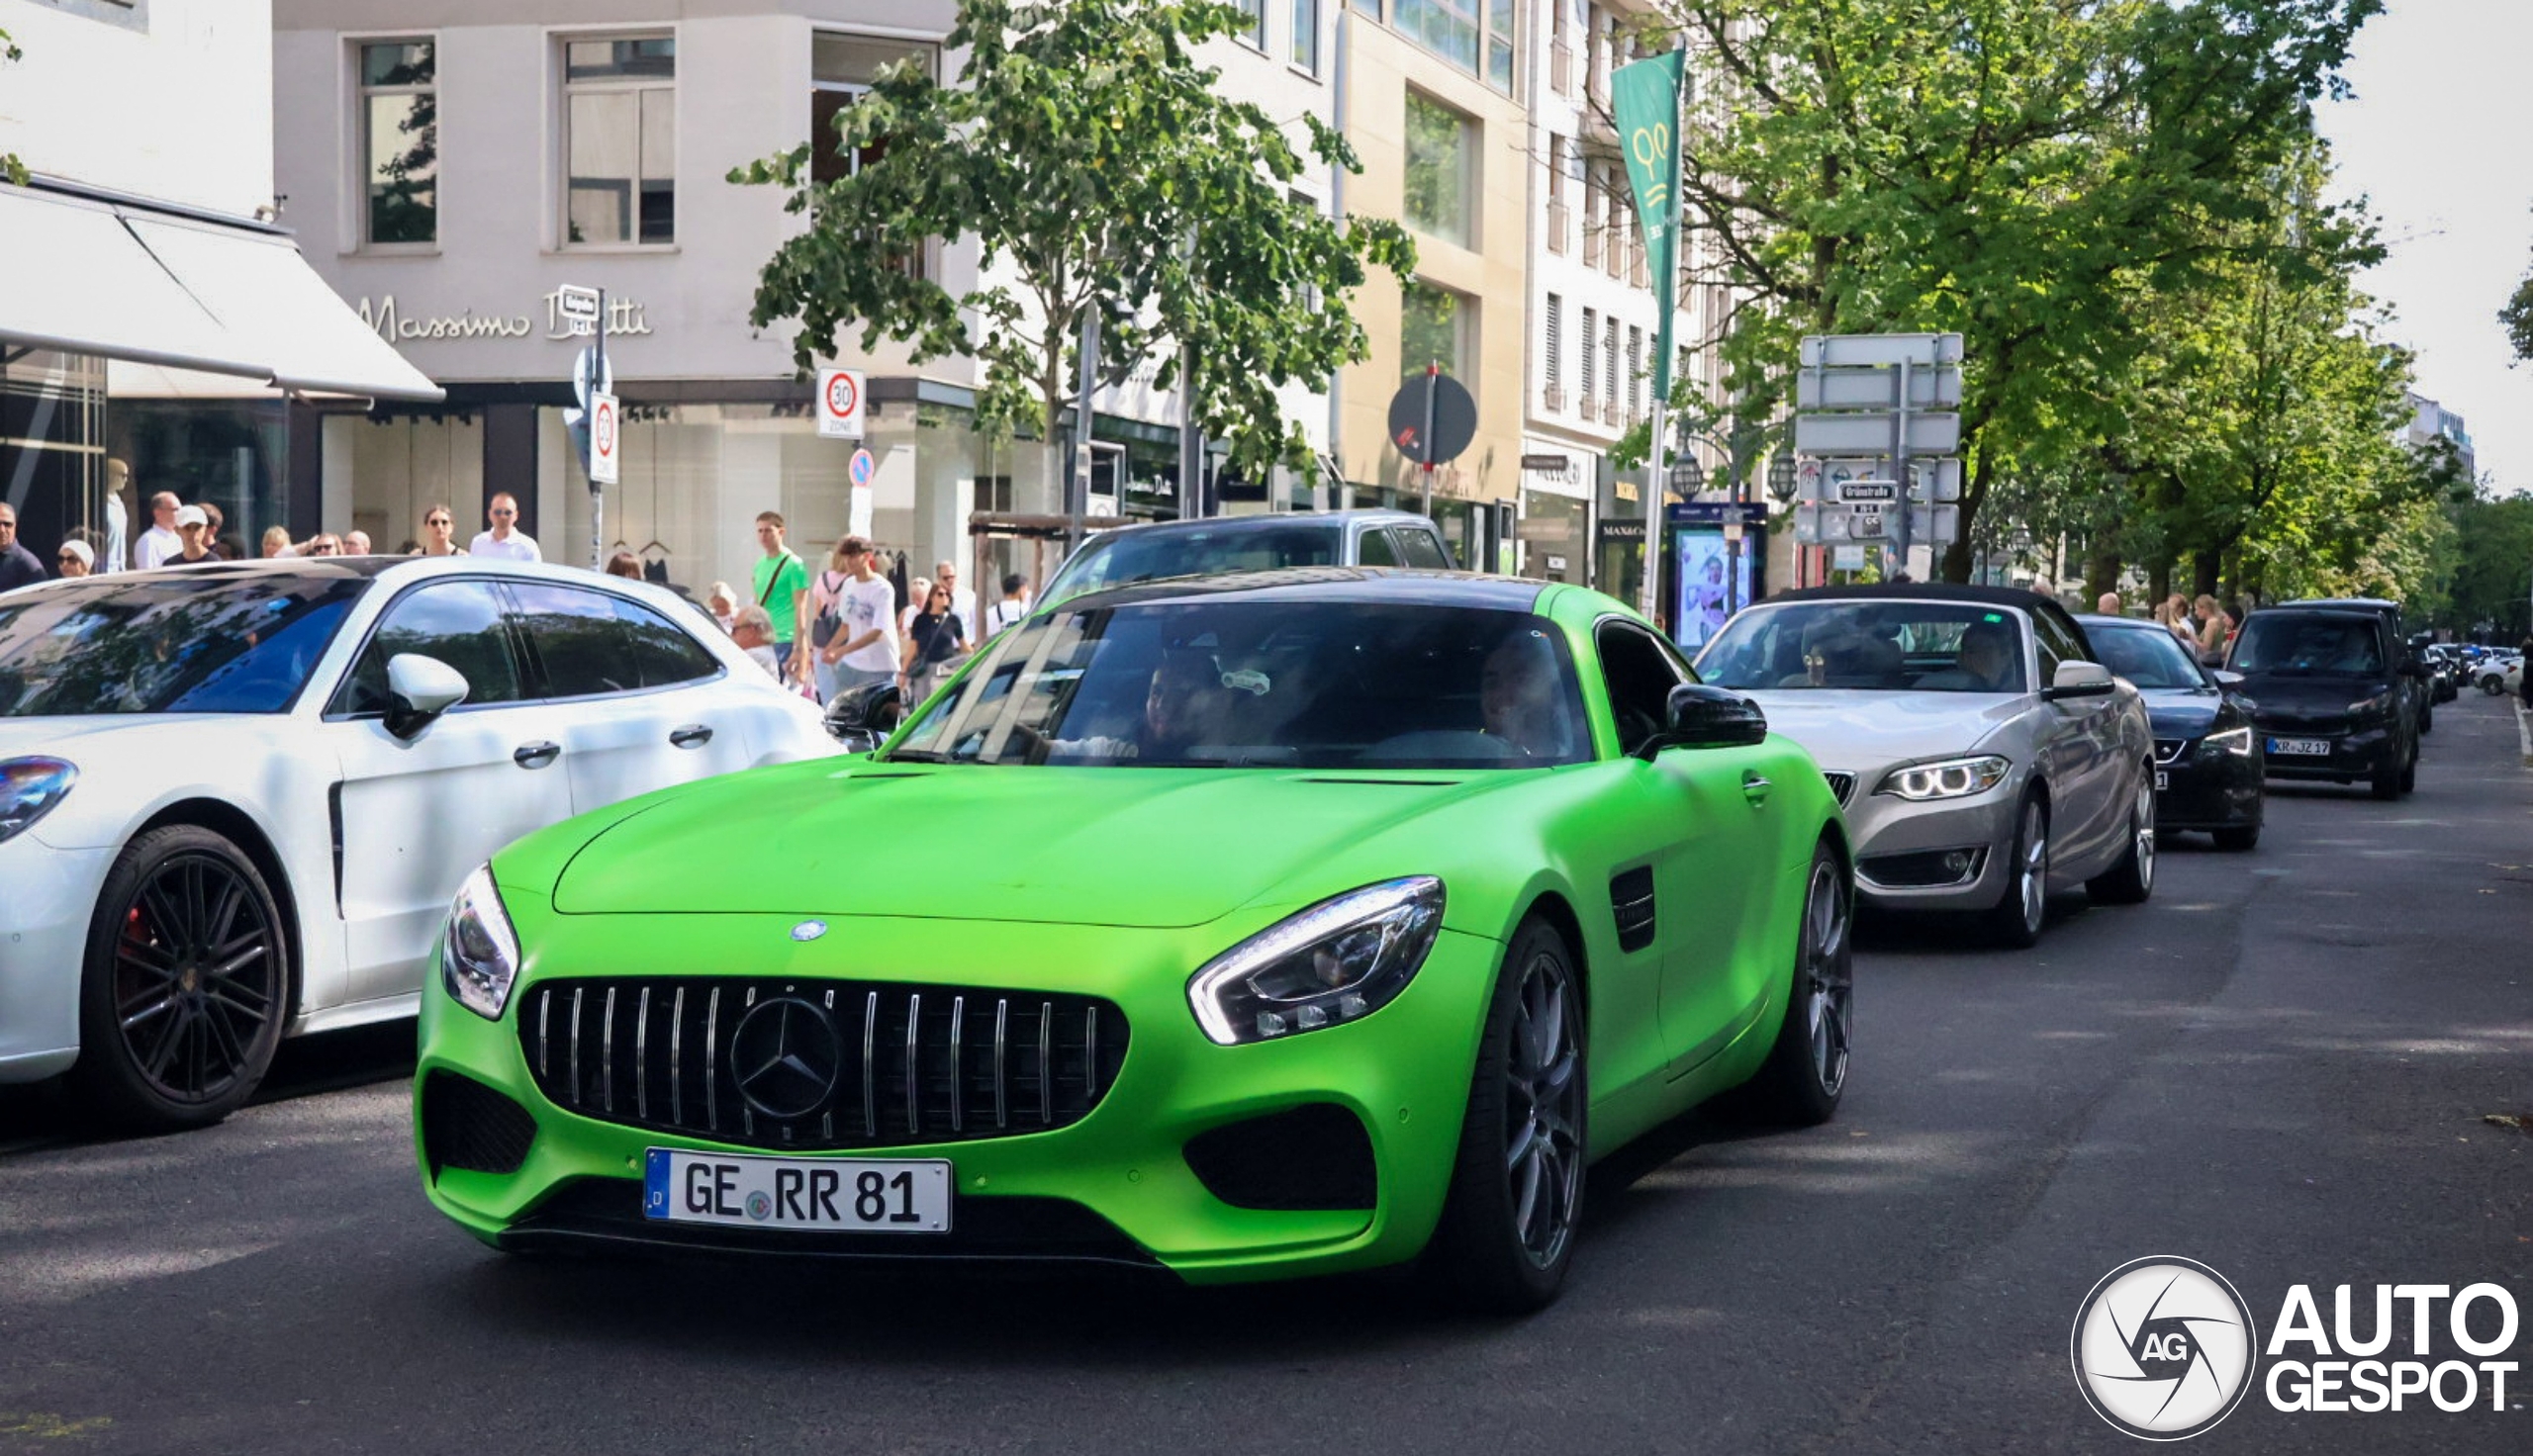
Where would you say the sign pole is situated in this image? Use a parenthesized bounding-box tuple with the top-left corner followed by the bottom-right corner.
(1613, 48, 1687, 624)
(1069, 311, 1099, 556)
(1420, 362, 1439, 515)
(589, 288, 608, 570)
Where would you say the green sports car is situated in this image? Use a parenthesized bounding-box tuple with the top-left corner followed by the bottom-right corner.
(417, 571, 1854, 1310)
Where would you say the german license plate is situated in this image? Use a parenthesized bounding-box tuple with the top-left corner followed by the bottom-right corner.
(643, 1148, 951, 1232)
(2154, 770, 2168, 790)
(2268, 737, 2329, 756)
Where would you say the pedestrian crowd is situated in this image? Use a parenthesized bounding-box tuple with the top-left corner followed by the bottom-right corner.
(2095, 589, 2239, 666)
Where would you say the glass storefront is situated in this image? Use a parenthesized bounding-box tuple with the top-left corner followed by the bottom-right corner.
(2, 351, 107, 568)
(1516, 487, 1587, 585)
(112, 398, 293, 562)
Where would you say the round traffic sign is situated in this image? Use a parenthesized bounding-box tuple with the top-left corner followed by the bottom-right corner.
(848, 448, 876, 487)
(1385, 371, 1477, 468)
(824, 372, 860, 421)
(593, 398, 616, 458)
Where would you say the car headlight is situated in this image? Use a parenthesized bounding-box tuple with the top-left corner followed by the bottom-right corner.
(441, 864, 521, 1021)
(1875, 755, 2012, 802)
(2203, 726, 2253, 757)
(1187, 877, 1445, 1046)
(2347, 692, 2393, 717)
(0, 758, 77, 846)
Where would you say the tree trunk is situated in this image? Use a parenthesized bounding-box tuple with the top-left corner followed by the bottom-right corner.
(2085, 548, 2123, 610)
(2193, 552, 2223, 601)
(2147, 559, 2172, 609)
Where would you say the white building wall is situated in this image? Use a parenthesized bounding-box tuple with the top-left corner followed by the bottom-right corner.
(0, 0, 274, 214)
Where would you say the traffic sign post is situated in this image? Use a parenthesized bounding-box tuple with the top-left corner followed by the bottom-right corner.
(557, 285, 601, 336)
(1385, 368, 1478, 516)
(817, 368, 866, 439)
(589, 391, 620, 486)
(560, 283, 612, 568)
(1794, 332, 1966, 569)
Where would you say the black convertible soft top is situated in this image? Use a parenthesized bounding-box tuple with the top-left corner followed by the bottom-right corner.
(1761, 583, 2097, 657)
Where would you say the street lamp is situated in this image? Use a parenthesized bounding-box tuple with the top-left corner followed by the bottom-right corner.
(1766, 452, 1799, 504)
(1668, 456, 1705, 498)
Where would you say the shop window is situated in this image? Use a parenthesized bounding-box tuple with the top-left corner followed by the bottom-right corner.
(1401, 281, 1472, 390)
(812, 34, 939, 280)
(1403, 91, 1473, 248)
(562, 36, 676, 246)
(359, 40, 436, 247)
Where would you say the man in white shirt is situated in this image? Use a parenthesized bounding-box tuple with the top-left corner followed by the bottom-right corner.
(934, 559, 979, 642)
(135, 492, 182, 570)
(817, 535, 900, 695)
(730, 604, 784, 679)
(468, 494, 541, 562)
(985, 572, 1032, 635)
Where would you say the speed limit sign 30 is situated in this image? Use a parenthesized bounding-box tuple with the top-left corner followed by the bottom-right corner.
(589, 391, 620, 485)
(817, 368, 866, 439)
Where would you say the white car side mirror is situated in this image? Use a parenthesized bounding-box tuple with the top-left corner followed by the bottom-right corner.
(386, 653, 470, 740)
(2046, 660, 2115, 700)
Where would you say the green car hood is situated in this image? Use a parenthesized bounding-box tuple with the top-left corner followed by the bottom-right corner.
(547, 761, 1509, 929)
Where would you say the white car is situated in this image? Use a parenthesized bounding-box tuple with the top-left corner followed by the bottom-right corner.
(2476, 657, 2523, 697)
(0, 556, 837, 1129)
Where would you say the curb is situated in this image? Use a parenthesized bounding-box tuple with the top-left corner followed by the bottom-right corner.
(2517, 698, 2533, 768)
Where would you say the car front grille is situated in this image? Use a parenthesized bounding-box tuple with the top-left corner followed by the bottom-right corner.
(2255, 712, 2348, 735)
(1823, 771, 1857, 806)
(516, 977, 1129, 1152)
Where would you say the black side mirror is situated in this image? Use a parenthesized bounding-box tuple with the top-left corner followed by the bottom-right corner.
(824, 680, 903, 752)
(1635, 683, 1768, 760)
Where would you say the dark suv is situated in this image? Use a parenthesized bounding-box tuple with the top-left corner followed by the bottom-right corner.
(2224, 605, 2422, 799)
(2280, 597, 2433, 737)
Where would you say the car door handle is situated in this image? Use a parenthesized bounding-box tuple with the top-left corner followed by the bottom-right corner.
(1740, 773, 1772, 806)
(670, 724, 714, 750)
(514, 741, 562, 770)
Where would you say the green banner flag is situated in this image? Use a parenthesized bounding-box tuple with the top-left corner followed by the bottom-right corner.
(1611, 50, 1684, 321)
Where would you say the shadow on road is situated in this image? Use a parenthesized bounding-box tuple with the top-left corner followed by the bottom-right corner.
(0, 1021, 416, 1153)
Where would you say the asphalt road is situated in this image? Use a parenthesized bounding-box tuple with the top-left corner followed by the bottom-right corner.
(3, 695, 2526, 1455)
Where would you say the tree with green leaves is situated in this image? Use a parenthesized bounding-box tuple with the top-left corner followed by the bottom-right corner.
(1, 27, 26, 187)
(1639, 0, 2379, 582)
(730, 0, 1413, 500)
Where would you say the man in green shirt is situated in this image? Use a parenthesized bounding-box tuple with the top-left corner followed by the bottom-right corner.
(751, 510, 810, 682)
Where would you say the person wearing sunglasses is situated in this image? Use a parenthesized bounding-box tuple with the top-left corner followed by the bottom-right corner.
(302, 533, 343, 557)
(418, 504, 466, 557)
(0, 502, 45, 592)
(468, 494, 541, 563)
(55, 539, 95, 578)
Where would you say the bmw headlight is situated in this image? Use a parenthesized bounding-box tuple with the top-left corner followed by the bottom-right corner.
(2203, 726, 2253, 757)
(0, 758, 77, 846)
(1187, 877, 1445, 1046)
(1876, 755, 2012, 802)
(441, 864, 521, 1021)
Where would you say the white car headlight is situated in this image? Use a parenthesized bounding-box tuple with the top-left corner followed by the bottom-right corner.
(0, 758, 77, 846)
(1187, 877, 1445, 1046)
(1876, 755, 2012, 802)
(441, 864, 521, 1021)
(2203, 726, 2253, 757)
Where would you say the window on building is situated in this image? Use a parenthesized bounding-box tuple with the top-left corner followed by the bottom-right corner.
(1401, 281, 1472, 388)
(1237, 0, 1268, 49)
(1395, 0, 1517, 90)
(1547, 135, 1569, 255)
(1544, 293, 1563, 403)
(1579, 306, 1598, 408)
(1403, 91, 1473, 248)
(1294, 0, 1322, 73)
(1627, 325, 1643, 418)
(1603, 315, 1621, 416)
(359, 41, 436, 247)
(562, 37, 676, 246)
(811, 35, 935, 185)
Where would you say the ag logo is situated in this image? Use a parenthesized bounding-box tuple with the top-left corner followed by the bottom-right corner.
(2072, 1257, 2258, 1440)
(728, 995, 841, 1121)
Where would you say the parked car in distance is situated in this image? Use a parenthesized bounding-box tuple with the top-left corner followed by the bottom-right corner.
(2081, 615, 2264, 851)
(2223, 604, 2420, 799)
(2281, 598, 2431, 738)
(1696, 585, 2157, 948)
(1037, 509, 1458, 612)
(0, 558, 839, 1130)
(2475, 656, 2523, 697)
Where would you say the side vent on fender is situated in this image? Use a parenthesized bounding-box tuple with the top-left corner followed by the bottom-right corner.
(1611, 866, 1657, 953)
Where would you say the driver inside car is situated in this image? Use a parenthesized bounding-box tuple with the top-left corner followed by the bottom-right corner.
(1914, 620, 2016, 691)
(1480, 629, 1572, 758)
(1028, 650, 1231, 762)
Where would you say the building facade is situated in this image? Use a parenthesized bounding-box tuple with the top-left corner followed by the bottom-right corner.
(0, 0, 432, 575)
(2403, 393, 2476, 482)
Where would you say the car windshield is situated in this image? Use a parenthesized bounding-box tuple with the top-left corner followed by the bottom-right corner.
(2091, 623, 2208, 689)
(0, 573, 367, 716)
(888, 599, 1592, 769)
(1044, 524, 1342, 606)
(2231, 615, 2383, 677)
(1697, 600, 2030, 693)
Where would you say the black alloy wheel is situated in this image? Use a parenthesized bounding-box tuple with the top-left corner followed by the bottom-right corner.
(71, 825, 290, 1131)
(1427, 916, 1587, 1314)
(1734, 843, 1854, 1126)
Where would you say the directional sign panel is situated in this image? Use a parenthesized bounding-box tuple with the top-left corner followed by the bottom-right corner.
(1798, 367, 1963, 410)
(1795, 411, 1962, 456)
(1799, 332, 1965, 370)
(1912, 458, 1963, 503)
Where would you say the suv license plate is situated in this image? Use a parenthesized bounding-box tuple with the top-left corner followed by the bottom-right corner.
(2154, 770, 2168, 790)
(2268, 737, 2329, 756)
(643, 1149, 951, 1232)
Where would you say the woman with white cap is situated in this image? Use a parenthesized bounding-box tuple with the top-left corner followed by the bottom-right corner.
(56, 539, 94, 578)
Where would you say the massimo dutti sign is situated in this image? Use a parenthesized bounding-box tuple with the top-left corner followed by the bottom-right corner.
(356, 291, 655, 343)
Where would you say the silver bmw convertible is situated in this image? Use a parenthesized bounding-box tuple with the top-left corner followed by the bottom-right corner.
(1695, 585, 2156, 946)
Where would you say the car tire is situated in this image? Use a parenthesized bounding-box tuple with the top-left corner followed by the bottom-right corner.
(2369, 759, 2400, 799)
(2483, 677, 2504, 696)
(2420, 701, 2434, 735)
(1424, 915, 1587, 1315)
(1732, 843, 1853, 1127)
(2086, 768, 2157, 906)
(68, 825, 292, 1132)
(1983, 793, 2050, 949)
(2398, 752, 2417, 794)
(2211, 823, 2261, 853)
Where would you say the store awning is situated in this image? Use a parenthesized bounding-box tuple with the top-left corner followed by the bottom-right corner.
(0, 183, 442, 404)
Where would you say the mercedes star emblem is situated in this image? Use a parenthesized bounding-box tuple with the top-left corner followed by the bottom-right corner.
(727, 996, 841, 1121)
(791, 920, 827, 942)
